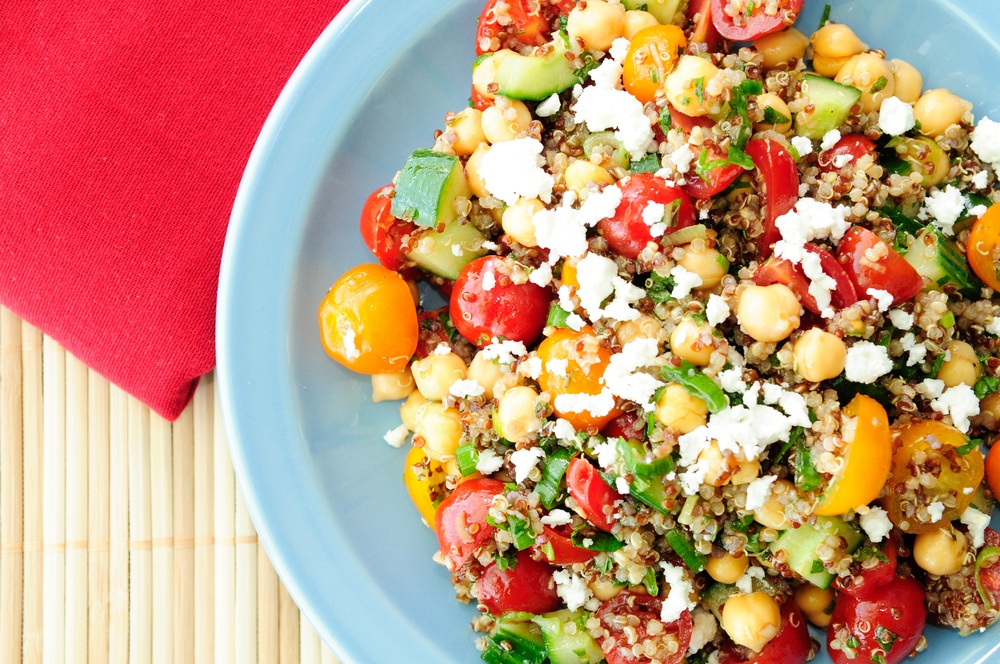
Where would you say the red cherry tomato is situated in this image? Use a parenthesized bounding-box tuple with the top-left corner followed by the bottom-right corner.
(601, 411, 646, 442)
(667, 103, 716, 134)
(595, 591, 693, 664)
(470, 84, 493, 111)
(746, 138, 799, 260)
(827, 576, 926, 664)
(533, 525, 598, 564)
(709, 0, 804, 41)
(818, 134, 877, 174)
(836, 226, 924, 306)
(720, 604, 811, 664)
(566, 457, 619, 532)
(450, 256, 551, 348)
(598, 173, 696, 259)
(475, 0, 549, 55)
(833, 538, 899, 599)
(978, 528, 1000, 610)
(358, 185, 419, 272)
(435, 478, 506, 571)
(687, 0, 725, 53)
(475, 550, 561, 615)
(683, 143, 746, 200)
(752, 244, 859, 314)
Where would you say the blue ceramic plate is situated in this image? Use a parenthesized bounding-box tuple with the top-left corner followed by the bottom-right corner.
(217, 1, 1000, 662)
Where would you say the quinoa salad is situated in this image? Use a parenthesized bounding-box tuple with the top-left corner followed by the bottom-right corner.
(317, 1, 1000, 662)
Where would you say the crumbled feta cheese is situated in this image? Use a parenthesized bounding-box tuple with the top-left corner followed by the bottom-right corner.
(717, 368, 745, 394)
(546, 358, 569, 378)
(744, 476, 776, 512)
(845, 341, 893, 383)
(523, 355, 543, 380)
(540, 508, 573, 527)
(919, 185, 965, 235)
(533, 185, 622, 260)
(576, 253, 618, 317)
(529, 262, 553, 287)
(930, 383, 981, 433)
(594, 439, 620, 470)
(832, 153, 852, 168)
(510, 446, 546, 484)
(432, 342, 452, 356)
(573, 87, 655, 160)
(867, 288, 894, 313)
(921, 378, 946, 399)
(572, 84, 584, 99)
(670, 264, 703, 299)
(926, 501, 945, 523)
(451, 244, 464, 256)
(565, 313, 586, 330)
(960, 506, 992, 548)
(859, 506, 893, 543)
(341, 326, 360, 361)
(481, 271, 496, 291)
(534, 93, 561, 117)
(609, 37, 631, 63)
(774, 198, 852, 247)
(706, 294, 730, 327)
(820, 129, 842, 151)
(972, 170, 989, 189)
(669, 145, 696, 174)
(878, 96, 916, 136)
(791, 135, 813, 157)
(382, 424, 409, 448)
(643, 201, 666, 226)
(659, 563, 696, 623)
(479, 138, 554, 205)
(987, 316, 1000, 336)
(552, 570, 593, 611)
(602, 339, 665, 411)
(476, 449, 504, 474)
(898, 333, 928, 367)
(615, 476, 631, 495)
(481, 338, 527, 364)
(553, 418, 577, 440)
(887, 309, 914, 330)
(970, 204, 988, 218)
(481, 240, 499, 251)
(761, 383, 811, 426)
(971, 117, 1000, 171)
(735, 565, 765, 594)
(589, 58, 624, 90)
(554, 389, 616, 418)
(688, 609, 718, 655)
(449, 379, 485, 399)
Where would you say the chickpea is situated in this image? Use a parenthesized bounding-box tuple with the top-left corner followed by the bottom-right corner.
(706, 551, 749, 585)
(754, 93, 793, 135)
(937, 339, 982, 388)
(835, 53, 895, 114)
(655, 382, 708, 434)
(721, 592, 782, 652)
(891, 136, 952, 188)
(448, 108, 486, 156)
(481, 98, 532, 144)
(664, 55, 721, 117)
(753, 479, 794, 530)
(564, 159, 615, 196)
(588, 576, 624, 601)
(677, 243, 730, 289)
(466, 143, 492, 199)
(471, 49, 513, 101)
(794, 584, 834, 621)
(399, 391, 428, 431)
(371, 369, 415, 402)
(753, 28, 809, 70)
(890, 59, 923, 104)
(615, 315, 666, 346)
(980, 391, 1000, 422)
(502, 197, 544, 247)
(411, 352, 467, 401)
(792, 328, 847, 382)
(497, 385, 545, 443)
(737, 284, 801, 343)
(914, 89, 973, 138)
(914, 525, 968, 577)
(622, 10, 659, 40)
(567, 0, 626, 52)
(697, 441, 741, 487)
(810, 23, 868, 78)
(670, 315, 717, 366)
(414, 402, 464, 461)
(729, 459, 760, 485)
(467, 350, 508, 400)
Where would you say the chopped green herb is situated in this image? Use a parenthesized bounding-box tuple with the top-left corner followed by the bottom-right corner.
(974, 375, 1000, 399)
(695, 147, 731, 183)
(546, 304, 573, 328)
(456, 443, 479, 476)
(870, 76, 889, 93)
(930, 353, 947, 378)
(745, 0, 756, 14)
(438, 310, 459, 342)
(630, 153, 662, 174)
(658, 106, 672, 134)
(854, 546, 889, 564)
(664, 529, 707, 572)
(791, 427, 823, 491)
(882, 155, 913, 177)
(506, 515, 537, 550)
(727, 145, 755, 170)
(650, 68, 659, 84)
(571, 528, 624, 552)
(645, 271, 676, 304)
(594, 555, 614, 574)
(811, 560, 826, 574)
(645, 411, 657, 439)
(694, 77, 705, 104)
(762, 106, 791, 125)
(537, 447, 572, 510)
(660, 360, 729, 414)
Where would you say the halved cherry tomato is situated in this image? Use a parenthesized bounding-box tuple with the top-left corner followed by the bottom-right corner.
(709, 0, 804, 41)
(435, 478, 506, 571)
(979, 528, 1000, 610)
(833, 537, 899, 599)
(746, 138, 799, 260)
(667, 103, 715, 134)
(601, 411, 646, 442)
(752, 244, 859, 314)
(566, 457, 619, 532)
(358, 185, 419, 273)
(450, 256, 551, 348)
(967, 203, 1000, 291)
(403, 445, 445, 529)
(683, 143, 745, 200)
(536, 327, 622, 431)
(598, 173, 696, 259)
(533, 525, 597, 564)
(827, 576, 926, 664)
(475, 550, 561, 615)
(986, 441, 1000, 499)
(815, 394, 891, 516)
(470, 84, 493, 111)
(818, 134, 877, 174)
(475, 0, 549, 55)
(623, 25, 687, 104)
(836, 226, 924, 305)
(720, 604, 811, 664)
(881, 420, 984, 533)
(687, 0, 724, 53)
(595, 591, 692, 664)
(318, 263, 418, 374)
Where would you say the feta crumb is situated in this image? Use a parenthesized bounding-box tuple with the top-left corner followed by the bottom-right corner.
(546, 358, 569, 378)
(535, 93, 561, 118)
(552, 570, 593, 611)
(859, 506, 893, 543)
(554, 389, 616, 418)
(706, 294, 730, 327)
(919, 185, 965, 235)
(972, 170, 989, 189)
(971, 117, 1000, 171)
(735, 565, 765, 595)
(832, 153, 852, 168)
(987, 316, 1000, 336)
(476, 449, 504, 474)
(717, 368, 746, 394)
(609, 37, 631, 63)
(540, 508, 573, 527)
(572, 84, 584, 99)
(899, 333, 928, 367)
(451, 244, 463, 256)
(867, 288, 894, 313)
(533, 187, 622, 260)
(659, 563, 696, 623)
(449, 379, 485, 399)
(382, 424, 409, 448)
(481, 240, 499, 251)
(921, 378, 946, 399)
(669, 144, 696, 174)
(791, 135, 813, 157)
(688, 609, 718, 655)
(522, 355, 543, 379)
(510, 446, 546, 484)
(573, 87, 655, 160)
(878, 96, 916, 136)
(887, 309, 914, 330)
(341, 326, 360, 361)
(603, 339, 665, 410)
(820, 129, 842, 151)
(481, 338, 527, 364)
(432, 342, 452, 355)
(845, 341, 893, 383)
(594, 439, 619, 470)
(481, 271, 496, 291)
(529, 263, 553, 287)
(553, 418, 576, 440)
(565, 313, 586, 330)
(744, 476, 776, 512)
(615, 477, 631, 495)
(970, 204, 988, 218)
(670, 264, 703, 299)
(930, 383, 981, 433)
(960, 506, 992, 548)
(479, 138, 554, 206)
(926, 501, 945, 523)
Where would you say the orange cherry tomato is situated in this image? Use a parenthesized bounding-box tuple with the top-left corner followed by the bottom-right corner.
(987, 442, 1000, 501)
(536, 327, 621, 431)
(881, 420, 984, 533)
(318, 263, 418, 374)
(403, 445, 445, 529)
(622, 25, 687, 105)
(814, 394, 891, 516)
(967, 203, 1000, 291)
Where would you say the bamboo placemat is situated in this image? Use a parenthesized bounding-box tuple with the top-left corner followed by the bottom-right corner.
(0, 306, 341, 664)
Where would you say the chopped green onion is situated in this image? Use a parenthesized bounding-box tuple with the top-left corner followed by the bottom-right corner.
(642, 567, 659, 596)
(536, 447, 572, 510)
(660, 360, 729, 414)
(695, 147, 730, 182)
(939, 311, 955, 328)
(456, 443, 479, 476)
(819, 3, 832, 29)
(571, 528, 624, 552)
(661, 223, 708, 247)
(678, 495, 699, 526)
(664, 529, 706, 573)
(870, 76, 889, 93)
(956, 437, 983, 455)
(792, 428, 822, 491)
(762, 106, 791, 125)
(507, 515, 536, 550)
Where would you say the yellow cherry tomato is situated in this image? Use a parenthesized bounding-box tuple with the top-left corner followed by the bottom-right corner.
(814, 394, 891, 516)
(403, 445, 444, 529)
(318, 263, 418, 374)
(967, 203, 1000, 291)
(623, 25, 687, 105)
(881, 420, 984, 533)
(536, 327, 621, 432)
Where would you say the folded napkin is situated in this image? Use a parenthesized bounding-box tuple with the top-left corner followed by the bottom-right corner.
(0, 1, 347, 420)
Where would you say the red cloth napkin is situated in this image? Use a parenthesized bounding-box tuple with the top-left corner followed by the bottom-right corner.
(0, 1, 347, 420)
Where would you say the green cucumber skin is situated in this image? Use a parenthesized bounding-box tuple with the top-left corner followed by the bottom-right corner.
(794, 74, 862, 141)
(391, 149, 472, 229)
(620, 0, 687, 24)
(904, 227, 973, 291)
(532, 610, 604, 664)
(408, 221, 487, 280)
(769, 516, 863, 589)
(493, 39, 583, 101)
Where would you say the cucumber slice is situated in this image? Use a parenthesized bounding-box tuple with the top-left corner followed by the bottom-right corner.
(408, 220, 487, 280)
(483, 614, 547, 664)
(611, 438, 671, 514)
(493, 37, 584, 101)
(582, 131, 630, 169)
(904, 227, 973, 291)
(768, 516, 863, 589)
(531, 610, 604, 664)
(621, 0, 687, 25)
(391, 149, 472, 229)
(794, 74, 862, 140)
